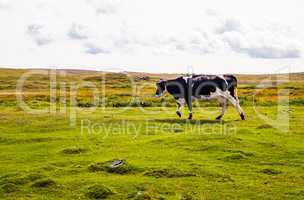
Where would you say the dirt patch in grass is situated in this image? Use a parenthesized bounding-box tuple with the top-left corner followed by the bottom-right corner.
(143, 168, 196, 178)
(260, 168, 282, 175)
(88, 160, 140, 174)
(85, 184, 114, 199)
(31, 179, 56, 188)
(60, 147, 87, 154)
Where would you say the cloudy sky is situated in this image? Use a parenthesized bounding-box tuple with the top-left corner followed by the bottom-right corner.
(0, 0, 304, 74)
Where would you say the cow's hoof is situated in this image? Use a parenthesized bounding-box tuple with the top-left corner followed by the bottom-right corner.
(176, 111, 181, 117)
(240, 113, 245, 120)
(188, 114, 193, 120)
(216, 116, 222, 122)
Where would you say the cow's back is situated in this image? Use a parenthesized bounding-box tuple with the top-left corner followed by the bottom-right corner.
(165, 76, 187, 98)
(192, 75, 227, 96)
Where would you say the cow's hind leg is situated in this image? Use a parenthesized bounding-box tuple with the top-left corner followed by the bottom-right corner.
(216, 98, 228, 121)
(222, 92, 245, 120)
(176, 101, 182, 117)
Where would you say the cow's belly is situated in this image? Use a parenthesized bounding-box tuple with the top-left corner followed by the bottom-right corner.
(193, 95, 216, 101)
(193, 91, 222, 101)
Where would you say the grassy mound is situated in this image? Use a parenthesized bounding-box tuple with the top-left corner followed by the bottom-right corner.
(85, 184, 114, 199)
(0, 183, 19, 193)
(31, 179, 56, 188)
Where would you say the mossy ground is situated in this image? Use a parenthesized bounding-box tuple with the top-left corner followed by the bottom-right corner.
(0, 69, 303, 199)
(0, 105, 303, 199)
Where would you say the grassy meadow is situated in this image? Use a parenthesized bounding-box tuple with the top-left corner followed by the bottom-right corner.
(0, 68, 303, 199)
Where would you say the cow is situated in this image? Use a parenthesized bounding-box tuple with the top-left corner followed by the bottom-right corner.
(155, 74, 245, 121)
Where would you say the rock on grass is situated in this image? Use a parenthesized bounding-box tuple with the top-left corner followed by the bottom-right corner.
(31, 179, 56, 188)
(134, 191, 152, 200)
(85, 184, 113, 199)
(88, 160, 139, 174)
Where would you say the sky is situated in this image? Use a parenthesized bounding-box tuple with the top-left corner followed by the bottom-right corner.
(0, 0, 304, 74)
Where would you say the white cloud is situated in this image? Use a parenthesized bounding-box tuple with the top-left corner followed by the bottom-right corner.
(220, 20, 302, 59)
(68, 23, 89, 40)
(216, 18, 242, 34)
(0, 0, 304, 73)
(84, 43, 110, 54)
(27, 24, 53, 46)
(86, 0, 122, 14)
(204, 8, 219, 16)
(0, 0, 12, 10)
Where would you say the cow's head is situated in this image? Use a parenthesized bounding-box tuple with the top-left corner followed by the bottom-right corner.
(155, 79, 167, 97)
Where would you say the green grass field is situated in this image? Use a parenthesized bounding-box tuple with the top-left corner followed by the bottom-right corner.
(0, 69, 303, 199)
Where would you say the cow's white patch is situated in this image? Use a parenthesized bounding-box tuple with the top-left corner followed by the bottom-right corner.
(182, 76, 192, 83)
(176, 98, 186, 105)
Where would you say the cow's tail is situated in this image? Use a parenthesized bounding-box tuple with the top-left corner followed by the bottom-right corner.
(234, 86, 239, 101)
(224, 75, 238, 100)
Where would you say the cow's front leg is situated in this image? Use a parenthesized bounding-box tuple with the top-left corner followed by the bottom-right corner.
(175, 101, 182, 117)
(185, 98, 192, 120)
(188, 112, 192, 120)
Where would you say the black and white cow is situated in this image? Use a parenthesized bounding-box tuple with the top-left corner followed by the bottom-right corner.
(155, 74, 245, 121)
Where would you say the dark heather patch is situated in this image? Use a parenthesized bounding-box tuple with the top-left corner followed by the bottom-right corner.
(0, 174, 27, 186)
(224, 150, 254, 157)
(0, 183, 19, 193)
(257, 124, 273, 129)
(260, 168, 282, 175)
(0, 137, 62, 145)
(60, 147, 87, 154)
(143, 168, 196, 178)
(221, 153, 246, 161)
(31, 179, 56, 188)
